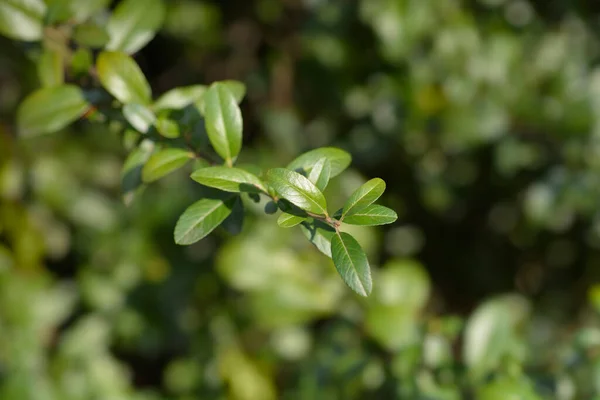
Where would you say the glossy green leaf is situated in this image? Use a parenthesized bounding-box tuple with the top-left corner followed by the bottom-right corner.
(0, 0, 46, 41)
(308, 157, 331, 191)
(266, 168, 328, 215)
(463, 294, 530, 379)
(17, 85, 89, 137)
(123, 103, 156, 133)
(203, 83, 243, 164)
(38, 49, 64, 87)
(174, 195, 237, 245)
(191, 166, 266, 193)
(106, 0, 165, 54)
(154, 85, 207, 111)
(331, 231, 372, 296)
(338, 204, 397, 226)
(196, 80, 245, 114)
(287, 147, 351, 177)
(277, 213, 306, 228)
(73, 23, 110, 48)
(300, 220, 335, 257)
(341, 178, 385, 218)
(141, 148, 193, 183)
(97, 51, 151, 105)
(155, 117, 180, 138)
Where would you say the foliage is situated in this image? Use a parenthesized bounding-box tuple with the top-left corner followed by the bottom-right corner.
(2, 0, 600, 399)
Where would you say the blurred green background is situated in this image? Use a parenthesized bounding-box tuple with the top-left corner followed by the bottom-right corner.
(3, 0, 600, 398)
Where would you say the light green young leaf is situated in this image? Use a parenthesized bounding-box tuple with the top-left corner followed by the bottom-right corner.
(155, 117, 180, 138)
(45, 0, 109, 22)
(287, 147, 351, 178)
(153, 85, 207, 111)
(38, 48, 64, 87)
(0, 0, 46, 41)
(174, 195, 237, 245)
(17, 85, 89, 137)
(106, 0, 165, 54)
(339, 204, 397, 226)
(123, 103, 156, 133)
(308, 157, 331, 191)
(300, 220, 335, 257)
(73, 22, 110, 48)
(97, 51, 151, 105)
(191, 166, 266, 193)
(203, 83, 243, 165)
(142, 148, 193, 183)
(331, 231, 372, 297)
(277, 213, 306, 228)
(341, 178, 386, 219)
(266, 168, 328, 215)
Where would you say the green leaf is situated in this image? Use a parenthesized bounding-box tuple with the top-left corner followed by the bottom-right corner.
(300, 220, 335, 257)
(0, 0, 46, 41)
(70, 48, 93, 77)
(174, 195, 237, 245)
(38, 48, 64, 87)
(153, 85, 207, 111)
(155, 117, 180, 138)
(17, 85, 89, 137)
(266, 168, 328, 215)
(106, 0, 165, 54)
(97, 51, 151, 105)
(141, 148, 193, 183)
(463, 294, 530, 379)
(45, 0, 109, 22)
(73, 22, 110, 48)
(123, 103, 156, 133)
(277, 213, 306, 228)
(221, 196, 244, 235)
(121, 138, 154, 205)
(331, 231, 372, 297)
(338, 204, 397, 226)
(341, 178, 386, 219)
(203, 83, 243, 165)
(308, 157, 331, 191)
(196, 80, 245, 114)
(287, 147, 351, 178)
(191, 166, 266, 193)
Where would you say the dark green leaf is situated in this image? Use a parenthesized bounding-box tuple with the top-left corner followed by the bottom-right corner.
(123, 103, 156, 133)
(300, 220, 335, 257)
(155, 117, 180, 138)
(341, 178, 385, 218)
(277, 213, 306, 228)
(174, 195, 237, 245)
(121, 138, 154, 205)
(154, 85, 207, 111)
(221, 196, 244, 235)
(308, 157, 331, 191)
(38, 49, 64, 87)
(106, 0, 165, 54)
(266, 168, 328, 215)
(0, 0, 46, 41)
(339, 204, 397, 226)
(17, 85, 89, 137)
(287, 147, 351, 177)
(191, 166, 266, 193)
(73, 22, 110, 48)
(97, 51, 151, 105)
(203, 83, 243, 165)
(141, 148, 193, 183)
(331, 231, 372, 296)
